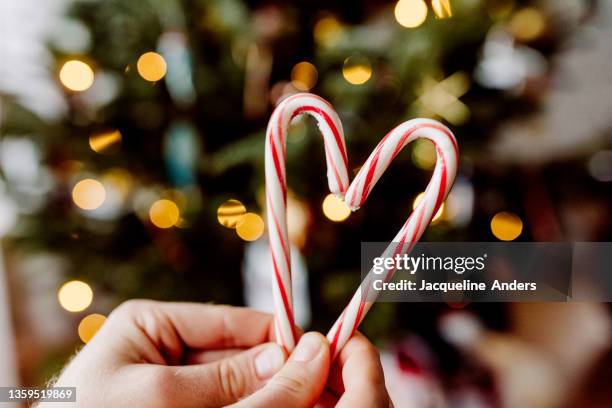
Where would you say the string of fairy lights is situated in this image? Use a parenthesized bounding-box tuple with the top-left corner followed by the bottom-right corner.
(55, 0, 525, 344)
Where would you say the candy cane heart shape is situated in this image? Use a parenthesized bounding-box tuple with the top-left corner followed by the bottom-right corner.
(265, 93, 459, 357)
(265, 93, 350, 351)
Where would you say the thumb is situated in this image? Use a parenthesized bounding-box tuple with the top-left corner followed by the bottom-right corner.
(232, 332, 331, 408)
(162, 342, 287, 407)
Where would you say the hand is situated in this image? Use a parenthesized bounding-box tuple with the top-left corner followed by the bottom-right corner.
(42, 300, 389, 407)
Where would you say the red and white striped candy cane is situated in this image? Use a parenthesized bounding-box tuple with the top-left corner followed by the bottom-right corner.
(265, 93, 350, 351)
(326, 118, 459, 358)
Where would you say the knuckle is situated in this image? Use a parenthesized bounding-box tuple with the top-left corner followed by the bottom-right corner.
(110, 299, 153, 319)
(271, 372, 310, 397)
(147, 367, 177, 406)
(217, 358, 246, 401)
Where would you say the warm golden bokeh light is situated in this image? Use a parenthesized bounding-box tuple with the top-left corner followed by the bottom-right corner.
(491, 211, 523, 241)
(394, 0, 428, 28)
(342, 56, 372, 85)
(149, 199, 180, 228)
(413, 192, 444, 222)
(78, 314, 106, 343)
(509, 7, 545, 42)
(72, 179, 106, 210)
(314, 16, 343, 47)
(291, 62, 318, 91)
(236, 213, 265, 241)
(412, 139, 437, 170)
(137, 52, 167, 82)
(217, 199, 247, 228)
(432, 0, 453, 19)
(89, 130, 122, 154)
(58, 280, 93, 312)
(59, 60, 94, 91)
(322, 194, 351, 222)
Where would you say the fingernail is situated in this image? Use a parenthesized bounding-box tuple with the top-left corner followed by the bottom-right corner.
(291, 332, 324, 362)
(255, 344, 285, 379)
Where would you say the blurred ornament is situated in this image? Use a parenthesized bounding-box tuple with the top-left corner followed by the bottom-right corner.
(89, 130, 121, 155)
(58, 280, 93, 312)
(59, 60, 94, 91)
(490, 211, 523, 241)
(587, 150, 612, 182)
(78, 313, 106, 343)
(158, 31, 196, 107)
(243, 43, 273, 118)
(49, 18, 91, 54)
(414, 72, 470, 125)
(72, 179, 106, 210)
(291, 62, 318, 91)
(412, 139, 437, 170)
(217, 199, 247, 228)
(322, 193, 351, 222)
(444, 177, 474, 227)
(475, 28, 546, 92)
(81, 70, 121, 109)
(509, 7, 546, 42)
(394, 0, 428, 29)
(342, 56, 372, 85)
(432, 0, 453, 19)
(149, 199, 180, 229)
(236, 213, 265, 241)
(314, 15, 343, 48)
(413, 192, 444, 223)
(164, 121, 200, 188)
(242, 239, 311, 327)
(137, 52, 167, 82)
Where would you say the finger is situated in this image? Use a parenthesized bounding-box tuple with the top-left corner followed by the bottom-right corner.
(183, 348, 243, 364)
(333, 334, 389, 408)
(232, 332, 331, 408)
(141, 342, 287, 407)
(106, 300, 277, 364)
(314, 389, 339, 408)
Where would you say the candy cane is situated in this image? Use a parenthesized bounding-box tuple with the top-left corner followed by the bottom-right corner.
(265, 93, 350, 351)
(265, 93, 458, 357)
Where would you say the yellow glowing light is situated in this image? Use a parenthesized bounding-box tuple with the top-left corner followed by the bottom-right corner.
(291, 62, 318, 91)
(58, 280, 93, 312)
(432, 0, 453, 19)
(509, 8, 545, 42)
(342, 56, 372, 85)
(413, 192, 444, 222)
(137, 52, 167, 82)
(217, 199, 247, 228)
(412, 139, 437, 170)
(149, 199, 180, 228)
(89, 130, 122, 154)
(314, 16, 343, 47)
(490, 211, 523, 241)
(72, 179, 106, 210)
(236, 213, 265, 241)
(394, 0, 428, 28)
(59, 60, 94, 91)
(322, 194, 351, 222)
(78, 314, 106, 343)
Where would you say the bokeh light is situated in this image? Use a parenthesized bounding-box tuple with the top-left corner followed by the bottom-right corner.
(236, 213, 265, 241)
(413, 192, 444, 222)
(59, 60, 94, 91)
(78, 313, 106, 343)
(490, 211, 523, 241)
(412, 139, 437, 170)
(291, 61, 318, 91)
(149, 199, 180, 228)
(89, 130, 122, 154)
(217, 199, 247, 228)
(137, 52, 167, 82)
(72, 179, 106, 210)
(58, 280, 93, 312)
(509, 7, 545, 42)
(314, 16, 343, 47)
(322, 194, 351, 222)
(394, 0, 428, 29)
(432, 0, 453, 19)
(342, 56, 372, 85)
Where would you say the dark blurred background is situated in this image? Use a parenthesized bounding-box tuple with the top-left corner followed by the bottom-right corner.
(0, 0, 611, 406)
